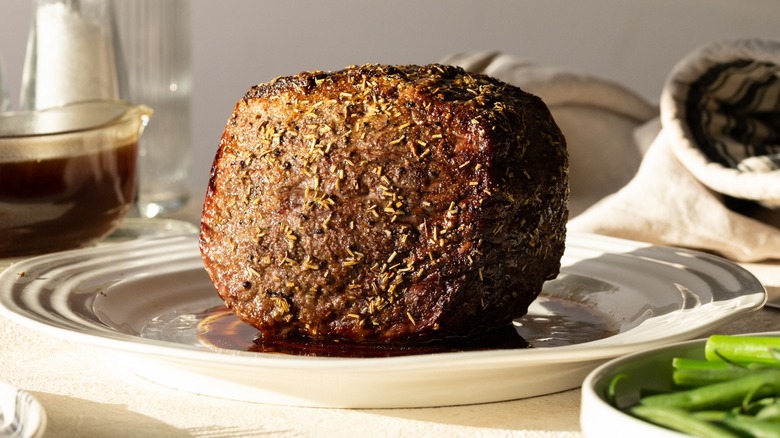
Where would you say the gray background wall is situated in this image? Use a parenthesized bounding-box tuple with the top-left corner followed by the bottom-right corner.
(2, 0, 779, 207)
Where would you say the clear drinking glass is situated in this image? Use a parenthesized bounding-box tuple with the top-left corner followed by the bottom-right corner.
(113, 0, 192, 218)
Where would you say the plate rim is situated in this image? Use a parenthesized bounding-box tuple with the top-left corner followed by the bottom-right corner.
(0, 232, 766, 370)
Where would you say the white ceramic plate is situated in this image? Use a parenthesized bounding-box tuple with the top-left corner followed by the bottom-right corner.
(0, 233, 766, 408)
(0, 380, 46, 438)
(580, 332, 780, 437)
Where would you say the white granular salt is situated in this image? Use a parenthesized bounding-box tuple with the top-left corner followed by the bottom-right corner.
(22, 1, 119, 110)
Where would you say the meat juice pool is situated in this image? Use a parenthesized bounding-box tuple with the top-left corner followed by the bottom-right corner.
(0, 141, 137, 257)
(195, 298, 616, 358)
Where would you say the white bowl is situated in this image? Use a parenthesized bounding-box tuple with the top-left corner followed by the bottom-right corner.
(580, 332, 780, 437)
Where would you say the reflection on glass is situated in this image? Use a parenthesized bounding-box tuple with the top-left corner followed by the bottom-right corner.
(0, 55, 9, 112)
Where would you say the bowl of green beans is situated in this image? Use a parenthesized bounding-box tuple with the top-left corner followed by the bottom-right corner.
(581, 333, 780, 437)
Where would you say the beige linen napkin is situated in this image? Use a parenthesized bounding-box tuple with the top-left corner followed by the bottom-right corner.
(443, 40, 780, 293)
(569, 39, 780, 263)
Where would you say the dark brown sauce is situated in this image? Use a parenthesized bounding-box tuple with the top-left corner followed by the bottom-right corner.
(198, 306, 529, 358)
(0, 142, 136, 257)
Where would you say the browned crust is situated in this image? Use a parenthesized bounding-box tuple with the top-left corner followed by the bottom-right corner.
(200, 64, 568, 344)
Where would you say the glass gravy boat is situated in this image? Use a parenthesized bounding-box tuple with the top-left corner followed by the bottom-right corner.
(0, 100, 151, 257)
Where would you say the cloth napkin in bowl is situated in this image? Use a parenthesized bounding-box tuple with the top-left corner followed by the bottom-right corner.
(574, 39, 780, 263)
(442, 39, 780, 292)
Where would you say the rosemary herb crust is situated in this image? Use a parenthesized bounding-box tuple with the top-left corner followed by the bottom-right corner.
(200, 63, 569, 344)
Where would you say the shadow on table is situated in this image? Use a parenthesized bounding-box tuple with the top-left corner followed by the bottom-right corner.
(367, 390, 583, 433)
(32, 392, 191, 438)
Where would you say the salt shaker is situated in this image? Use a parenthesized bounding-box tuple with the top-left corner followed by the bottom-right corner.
(20, 0, 122, 110)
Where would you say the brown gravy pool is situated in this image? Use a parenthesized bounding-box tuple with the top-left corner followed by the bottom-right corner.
(196, 296, 616, 358)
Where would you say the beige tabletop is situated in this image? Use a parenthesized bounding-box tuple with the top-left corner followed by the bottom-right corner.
(2, 305, 779, 437)
(1, 209, 779, 437)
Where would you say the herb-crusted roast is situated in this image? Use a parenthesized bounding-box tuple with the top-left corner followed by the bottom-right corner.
(200, 63, 569, 346)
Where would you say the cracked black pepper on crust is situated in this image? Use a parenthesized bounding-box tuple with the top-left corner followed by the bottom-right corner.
(200, 63, 569, 346)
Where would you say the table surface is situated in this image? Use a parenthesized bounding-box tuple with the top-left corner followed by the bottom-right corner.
(2, 211, 779, 437)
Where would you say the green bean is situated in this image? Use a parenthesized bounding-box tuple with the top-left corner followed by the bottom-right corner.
(674, 357, 734, 371)
(606, 373, 627, 405)
(755, 402, 780, 422)
(722, 417, 780, 437)
(673, 367, 756, 386)
(692, 410, 729, 421)
(672, 356, 778, 386)
(629, 405, 740, 438)
(640, 369, 780, 410)
(706, 336, 780, 366)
